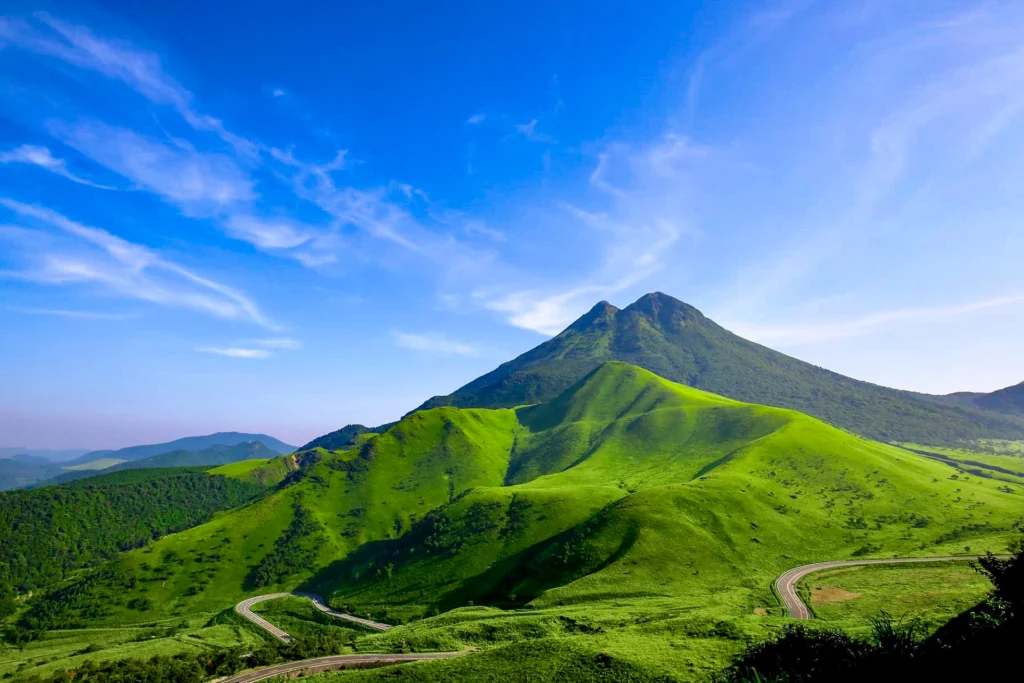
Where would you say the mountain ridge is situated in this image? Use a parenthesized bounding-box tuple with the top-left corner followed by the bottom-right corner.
(68, 431, 295, 466)
(416, 292, 1024, 446)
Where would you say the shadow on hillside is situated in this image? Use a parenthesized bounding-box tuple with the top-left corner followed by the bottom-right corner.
(297, 508, 642, 616)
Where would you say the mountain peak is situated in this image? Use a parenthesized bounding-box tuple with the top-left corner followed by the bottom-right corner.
(622, 292, 705, 327)
(566, 299, 620, 332)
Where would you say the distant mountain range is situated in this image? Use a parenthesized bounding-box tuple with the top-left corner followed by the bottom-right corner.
(940, 380, 1024, 418)
(64, 431, 296, 467)
(0, 447, 89, 462)
(415, 292, 1024, 446)
(0, 432, 295, 491)
(37, 441, 284, 487)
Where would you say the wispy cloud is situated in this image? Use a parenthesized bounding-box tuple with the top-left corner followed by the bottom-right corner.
(49, 121, 254, 216)
(196, 346, 271, 359)
(511, 119, 556, 143)
(727, 294, 1024, 347)
(0, 145, 115, 189)
(0, 13, 257, 156)
(467, 113, 486, 125)
(251, 337, 303, 350)
(392, 331, 478, 355)
(479, 134, 699, 334)
(7, 306, 135, 320)
(0, 199, 274, 328)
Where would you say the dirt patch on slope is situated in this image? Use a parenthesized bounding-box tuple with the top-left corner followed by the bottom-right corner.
(810, 586, 862, 604)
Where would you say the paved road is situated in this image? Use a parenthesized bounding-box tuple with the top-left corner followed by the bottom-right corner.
(234, 592, 391, 643)
(217, 651, 466, 683)
(775, 556, 990, 619)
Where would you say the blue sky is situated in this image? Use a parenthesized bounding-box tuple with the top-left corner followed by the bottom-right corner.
(2, 0, 1023, 449)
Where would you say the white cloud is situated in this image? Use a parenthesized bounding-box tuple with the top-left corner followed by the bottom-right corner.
(224, 215, 314, 250)
(467, 113, 486, 124)
(511, 119, 556, 143)
(0, 145, 115, 189)
(480, 135, 697, 334)
(196, 347, 271, 359)
(0, 13, 258, 156)
(252, 338, 303, 350)
(8, 307, 135, 320)
(727, 295, 1024, 347)
(392, 331, 478, 356)
(0, 199, 274, 328)
(49, 121, 254, 215)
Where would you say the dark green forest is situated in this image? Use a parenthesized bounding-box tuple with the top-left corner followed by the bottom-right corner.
(0, 469, 264, 598)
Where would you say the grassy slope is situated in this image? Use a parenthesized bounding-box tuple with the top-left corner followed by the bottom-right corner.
(897, 443, 1024, 485)
(13, 363, 1024, 681)
(795, 563, 992, 628)
(31, 408, 519, 626)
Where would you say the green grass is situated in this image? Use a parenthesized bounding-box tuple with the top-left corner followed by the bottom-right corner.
(12, 362, 1024, 681)
(208, 458, 273, 477)
(796, 562, 992, 629)
(0, 612, 264, 679)
(898, 443, 1024, 486)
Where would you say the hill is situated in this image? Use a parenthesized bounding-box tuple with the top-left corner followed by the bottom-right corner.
(36, 441, 282, 487)
(67, 432, 295, 467)
(942, 381, 1024, 418)
(416, 292, 1024, 446)
(0, 468, 266, 599)
(18, 363, 1024, 681)
(297, 424, 393, 452)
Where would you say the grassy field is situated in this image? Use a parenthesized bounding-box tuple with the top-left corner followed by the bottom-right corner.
(898, 443, 1024, 485)
(0, 612, 265, 679)
(8, 363, 1024, 681)
(796, 562, 992, 629)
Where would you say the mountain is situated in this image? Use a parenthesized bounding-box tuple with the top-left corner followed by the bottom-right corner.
(941, 380, 1024, 419)
(68, 432, 296, 466)
(296, 423, 393, 451)
(36, 441, 283, 487)
(417, 292, 1024, 446)
(21, 362, 1024, 680)
(0, 447, 89, 462)
(0, 457, 62, 491)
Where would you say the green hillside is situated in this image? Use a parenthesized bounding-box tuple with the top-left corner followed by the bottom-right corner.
(0, 469, 265, 599)
(417, 293, 1024, 446)
(14, 363, 1024, 681)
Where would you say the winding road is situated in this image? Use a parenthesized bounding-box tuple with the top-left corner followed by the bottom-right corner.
(217, 651, 466, 683)
(234, 592, 391, 643)
(228, 593, 465, 681)
(775, 556, 989, 619)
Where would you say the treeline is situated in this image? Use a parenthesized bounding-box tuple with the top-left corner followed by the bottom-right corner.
(721, 537, 1024, 682)
(18, 631, 356, 683)
(0, 470, 263, 598)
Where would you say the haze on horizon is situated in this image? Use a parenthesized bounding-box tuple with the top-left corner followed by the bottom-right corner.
(2, 0, 1022, 450)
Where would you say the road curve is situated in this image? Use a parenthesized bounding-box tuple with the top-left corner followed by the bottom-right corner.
(217, 651, 466, 683)
(775, 556, 990, 619)
(235, 592, 391, 643)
